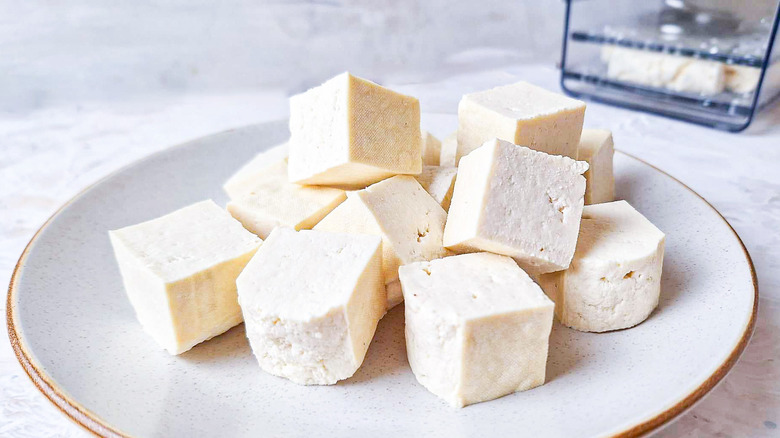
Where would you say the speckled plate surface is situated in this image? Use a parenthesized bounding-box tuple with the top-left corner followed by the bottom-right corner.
(7, 121, 757, 438)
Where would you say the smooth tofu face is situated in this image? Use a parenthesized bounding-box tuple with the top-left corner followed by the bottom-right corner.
(444, 139, 588, 275)
(399, 252, 554, 408)
(538, 201, 665, 332)
(227, 160, 346, 239)
(415, 166, 458, 211)
(109, 200, 262, 355)
(439, 131, 458, 167)
(237, 228, 384, 385)
(577, 129, 615, 205)
(223, 142, 289, 200)
(421, 131, 442, 166)
(288, 72, 422, 188)
(314, 175, 448, 307)
(457, 81, 585, 162)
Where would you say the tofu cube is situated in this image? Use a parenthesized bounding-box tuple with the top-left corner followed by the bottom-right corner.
(237, 228, 384, 385)
(415, 166, 458, 211)
(288, 72, 422, 188)
(577, 129, 615, 205)
(725, 65, 761, 93)
(227, 160, 346, 239)
(421, 131, 442, 166)
(444, 139, 588, 275)
(668, 59, 725, 94)
(538, 201, 665, 332)
(400, 252, 554, 408)
(109, 200, 262, 355)
(457, 81, 585, 162)
(223, 142, 289, 199)
(439, 131, 458, 167)
(605, 47, 726, 95)
(314, 175, 448, 309)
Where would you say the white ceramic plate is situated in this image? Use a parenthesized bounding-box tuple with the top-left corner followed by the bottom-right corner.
(8, 121, 757, 438)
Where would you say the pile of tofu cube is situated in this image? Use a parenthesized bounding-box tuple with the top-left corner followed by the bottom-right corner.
(109, 72, 665, 408)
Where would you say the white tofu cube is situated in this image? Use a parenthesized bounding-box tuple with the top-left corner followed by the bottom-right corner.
(109, 200, 262, 355)
(237, 228, 384, 385)
(400, 252, 554, 408)
(538, 201, 665, 332)
(439, 131, 458, 167)
(288, 72, 422, 188)
(577, 129, 615, 205)
(314, 175, 448, 309)
(421, 131, 442, 166)
(223, 142, 289, 200)
(444, 139, 588, 275)
(226, 160, 346, 239)
(605, 47, 726, 95)
(457, 81, 585, 162)
(415, 165, 458, 211)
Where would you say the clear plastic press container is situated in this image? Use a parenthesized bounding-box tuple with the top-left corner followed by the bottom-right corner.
(560, 0, 780, 131)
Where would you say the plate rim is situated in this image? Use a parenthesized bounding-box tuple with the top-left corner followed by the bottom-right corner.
(5, 123, 759, 438)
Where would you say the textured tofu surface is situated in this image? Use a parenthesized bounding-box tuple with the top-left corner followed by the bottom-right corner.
(538, 201, 665, 332)
(109, 200, 262, 354)
(400, 252, 554, 407)
(415, 166, 458, 211)
(421, 131, 442, 166)
(223, 142, 289, 199)
(237, 228, 384, 385)
(444, 139, 588, 275)
(439, 131, 458, 167)
(110, 200, 261, 282)
(227, 160, 346, 238)
(577, 129, 615, 205)
(287, 72, 421, 187)
(315, 175, 448, 308)
(457, 81, 585, 161)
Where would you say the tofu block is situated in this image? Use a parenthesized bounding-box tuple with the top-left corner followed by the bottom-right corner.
(287, 72, 422, 188)
(314, 175, 448, 308)
(725, 65, 761, 93)
(109, 200, 262, 355)
(415, 166, 458, 211)
(400, 252, 554, 408)
(223, 142, 289, 199)
(457, 81, 585, 161)
(237, 228, 384, 385)
(385, 280, 403, 309)
(669, 60, 726, 94)
(421, 131, 442, 166)
(604, 47, 726, 95)
(444, 139, 588, 275)
(538, 201, 665, 332)
(440, 131, 458, 167)
(577, 129, 615, 205)
(226, 160, 346, 239)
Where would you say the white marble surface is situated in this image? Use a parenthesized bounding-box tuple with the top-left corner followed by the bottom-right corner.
(1, 65, 779, 437)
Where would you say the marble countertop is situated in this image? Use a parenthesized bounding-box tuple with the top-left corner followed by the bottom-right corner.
(1, 65, 778, 437)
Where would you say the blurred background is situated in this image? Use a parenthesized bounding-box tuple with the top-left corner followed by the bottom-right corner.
(2, 1, 779, 437)
(3, 0, 564, 113)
